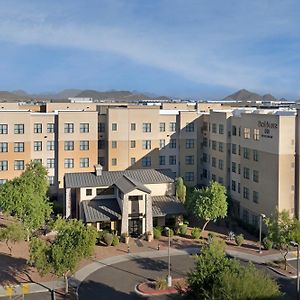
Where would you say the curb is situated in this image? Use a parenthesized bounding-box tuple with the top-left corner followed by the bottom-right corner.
(134, 282, 178, 297)
(267, 266, 297, 279)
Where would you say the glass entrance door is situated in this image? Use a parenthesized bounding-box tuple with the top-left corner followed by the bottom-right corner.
(129, 218, 142, 237)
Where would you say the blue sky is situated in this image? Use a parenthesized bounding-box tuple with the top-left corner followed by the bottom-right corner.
(0, 0, 300, 99)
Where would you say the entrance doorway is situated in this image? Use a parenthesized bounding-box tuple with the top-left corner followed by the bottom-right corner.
(129, 218, 142, 237)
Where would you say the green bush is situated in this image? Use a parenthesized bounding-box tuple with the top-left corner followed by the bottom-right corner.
(235, 234, 244, 246)
(179, 224, 188, 235)
(103, 232, 113, 246)
(112, 235, 119, 246)
(155, 277, 167, 290)
(164, 228, 174, 237)
(191, 227, 202, 239)
(153, 227, 162, 240)
(263, 237, 273, 250)
(207, 232, 216, 243)
(97, 230, 109, 243)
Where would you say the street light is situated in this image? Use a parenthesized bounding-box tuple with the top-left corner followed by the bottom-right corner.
(165, 227, 172, 287)
(259, 213, 266, 254)
(290, 241, 299, 300)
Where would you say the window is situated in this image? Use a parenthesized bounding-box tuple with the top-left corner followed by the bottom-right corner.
(48, 176, 55, 186)
(112, 158, 117, 166)
(238, 164, 241, 174)
(203, 169, 208, 178)
(0, 143, 8, 153)
(64, 158, 74, 168)
(0, 124, 8, 134)
(238, 126, 241, 136)
(185, 172, 194, 182)
(64, 141, 74, 151)
(159, 139, 165, 149)
(218, 177, 224, 184)
(97, 187, 114, 196)
(253, 191, 259, 203)
(169, 139, 176, 149)
(211, 174, 216, 181)
(14, 124, 24, 134)
(0, 161, 8, 171)
(185, 155, 194, 165)
(232, 162, 236, 173)
(186, 139, 195, 149)
(219, 124, 224, 134)
(14, 142, 24, 152)
(232, 180, 236, 191)
(244, 128, 251, 139)
(253, 150, 259, 161)
(47, 141, 55, 151)
(232, 144, 237, 154)
(112, 123, 117, 131)
(243, 209, 249, 223)
(64, 123, 74, 133)
(142, 140, 151, 150)
(243, 147, 250, 159)
(159, 156, 166, 165)
(169, 122, 176, 131)
(14, 160, 24, 170)
(212, 123, 217, 133)
(218, 159, 223, 170)
(232, 126, 237, 136)
(80, 123, 89, 133)
(243, 187, 249, 199)
(98, 157, 105, 166)
(130, 140, 136, 148)
(142, 156, 151, 167)
(98, 140, 105, 149)
(202, 137, 208, 147)
(80, 157, 89, 168)
(86, 189, 92, 196)
(202, 122, 208, 131)
(130, 123, 136, 131)
(0, 179, 7, 185)
(238, 145, 241, 155)
(80, 140, 89, 151)
(219, 142, 224, 152)
(34, 123, 42, 133)
(47, 158, 55, 169)
(186, 122, 194, 132)
(243, 167, 250, 179)
(212, 140, 217, 150)
(131, 157, 136, 165)
(169, 155, 176, 165)
(34, 159, 42, 164)
(34, 141, 42, 151)
(212, 157, 216, 167)
(160, 122, 165, 132)
(202, 153, 207, 163)
(253, 128, 260, 141)
(253, 170, 259, 183)
(112, 141, 117, 148)
(143, 123, 151, 132)
(99, 123, 105, 133)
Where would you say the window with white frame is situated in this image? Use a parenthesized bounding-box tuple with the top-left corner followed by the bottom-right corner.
(64, 141, 74, 151)
(169, 155, 176, 165)
(80, 157, 89, 168)
(80, 140, 89, 151)
(47, 141, 55, 151)
(34, 141, 42, 151)
(130, 140, 136, 148)
(253, 129, 260, 141)
(186, 139, 195, 148)
(159, 155, 166, 165)
(169, 122, 176, 131)
(112, 141, 117, 148)
(80, 123, 89, 133)
(142, 156, 151, 167)
(112, 158, 117, 166)
(14, 160, 24, 170)
(159, 122, 165, 132)
(14, 124, 24, 134)
(244, 128, 251, 139)
(112, 123, 117, 131)
(186, 122, 194, 132)
(0, 124, 8, 134)
(142, 123, 151, 132)
(47, 158, 55, 169)
(64, 158, 74, 168)
(185, 155, 194, 165)
(47, 123, 55, 133)
(14, 142, 24, 152)
(169, 139, 176, 149)
(0, 142, 8, 152)
(142, 140, 151, 150)
(48, 176, 55, 186)
(185, 172, 194, 182)
(0, 161, 8, 171)
(34, 123, 42, 133)
(159, 139, 165, 149)
(64, 123, 74, 133)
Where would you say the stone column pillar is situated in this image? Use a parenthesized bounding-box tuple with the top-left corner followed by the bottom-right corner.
(145, 195, 153, 233)
(65, 188, 71, 218)
(121, 195, 129, 234)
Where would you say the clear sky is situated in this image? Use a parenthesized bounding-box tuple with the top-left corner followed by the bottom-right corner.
(0, 0, 300, 99)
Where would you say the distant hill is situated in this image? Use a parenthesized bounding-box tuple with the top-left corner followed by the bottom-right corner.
(224, 89, 264, 102)
(0, 91, 31, 102)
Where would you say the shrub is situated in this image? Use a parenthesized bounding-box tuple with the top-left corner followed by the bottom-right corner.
(235, 234, 244, 246)
(153, 227, 162, 240)
(179, 224, 188, 235)
(164, 228, 174, 237)
(191, 227, 202, 239)
(97, 230, 109, 243)
(112, 235, 119, 246)
(155, 277, 167, 290)
(103, 232, 113, 246)
(207, 232, 216, 243)
(263, 237, 273, 250)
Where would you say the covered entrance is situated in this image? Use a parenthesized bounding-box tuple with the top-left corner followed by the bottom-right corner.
(129, 218, 142, 237)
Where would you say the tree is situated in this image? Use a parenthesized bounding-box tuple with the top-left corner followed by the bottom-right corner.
(0, 161, 52, 240)
(29, 219, 97, 294)
(189, 181, 227, 231)
(176, 177, 186, 203)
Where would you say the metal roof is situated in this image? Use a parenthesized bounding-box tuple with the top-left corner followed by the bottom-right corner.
(113, 175, 151, 194)
(65, 168, 174, 188)
(152, 195, 186, 217)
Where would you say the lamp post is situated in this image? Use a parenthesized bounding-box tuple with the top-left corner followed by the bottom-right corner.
(165, 227, 172, 287)
(259, 213, 266, 254)
(291, 241, 299, 300)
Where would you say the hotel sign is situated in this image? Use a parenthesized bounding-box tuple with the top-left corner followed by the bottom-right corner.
(257, 121, 278, 139)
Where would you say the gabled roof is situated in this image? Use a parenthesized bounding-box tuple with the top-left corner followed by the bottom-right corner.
(65, 168, 174, 189)
(113, 175, 151, 194)
(152, 195, 186, 217)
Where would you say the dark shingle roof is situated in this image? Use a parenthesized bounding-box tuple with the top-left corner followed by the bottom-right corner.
(65, 169, 174, 188)
(114, 175, 151, 194)
(152, 195, 186, 217)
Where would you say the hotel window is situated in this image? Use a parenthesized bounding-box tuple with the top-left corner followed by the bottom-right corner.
(0, 124, 8, 134)
(243, 167, 250, 179)
(34, 159, 42, 164)
(185, 155, 194, 165)
(186, 122, 194, 132)
(218, 177, 224, 184)
(34, 123, 42, 133)
(142, 140, 151, 150)
(232, 144, 237, 154)
(0, 179, 7, 185)
(112, 158, 117, 166)
(112, 123, 117, 131)
(159, 139, 165, 149)
(202, 153, 207, 163)
(253, 129, 260, 141)
(169, 155, 176, 165)
(232, 180, 236, 191)
(219, 142, 224, 152)
(34, 141, 42, 151)
(219, 124, 224, 134)
(47, 123, 55, 133)
(48, 176, 55, 186)
(98, 123, 105, 133)
(243, 209, 249, 223)
(238, 164, 241, 174)
(64, 123, 74, 133)
(232, 162, 236, 173)
(232, 125, 237, 136)
(14, 160, 24, 170)
(142, 156, 151, 167)
(80, 140, 89, 151)
(169, 122, 176, 131)
(98, 157, 105, 166)
(130, 123, 136, 131)
(86, 189, 92, 196)
(253, 170, 259, 183)
(0, 143, 8, 153)
(202, 122, 208, 131)
(112, 141, 117, 148)
(218, 159, 223, 170)
(0, 161, 8, 171)
(212, 140, 217, 150)
(238, 145, 241, 155)
(98, 140, 105, 149)
(203, 169, 207, 178)
(64, 158, 74, 169)
(212, 157, 216, 167)
(169, 139, 176, 149)
(130, 157, 136, 165)
(47, 158, 55, 169)
(80, 123, 89, 133)
(185, 172, 194, 182)
(186, 139, 195, 149)
(202, 137, 207, 147)
(243, 147, 250, 159)
(14, 124, 24, 134)
(64, 141, 74, 151)
(253, 150, 259, 162)
(46, 141, 54, 151)
(253, 191, 259, 203)
(143, 123, 151, 132)
(238, 182, 241, 193)
(80, 157, 89, 168)
(211, 174, 216, 181)
(130, 140, 136, 148)
(243, 187, 249, 199)
(159, 122, 165, 132)
(14, 142, 24, 152)
(159, 156, 166, 166)
(244, 128, 251, 139)
(212, 123, 217, 133)
(238, 126, 241, 137)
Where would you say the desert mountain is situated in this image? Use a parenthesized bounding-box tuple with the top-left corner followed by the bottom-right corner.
(224, 89, 280, 102)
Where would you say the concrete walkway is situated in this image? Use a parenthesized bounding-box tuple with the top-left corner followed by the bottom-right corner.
(0, 246, 292, 298)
